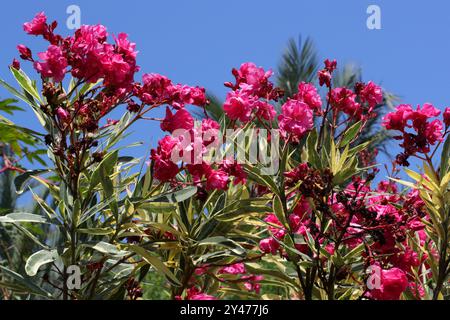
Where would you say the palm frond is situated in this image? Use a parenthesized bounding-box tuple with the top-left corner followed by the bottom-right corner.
(276, 36, 319, 100)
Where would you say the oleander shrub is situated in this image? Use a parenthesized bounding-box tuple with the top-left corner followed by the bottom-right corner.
(0, 12, 449, 300)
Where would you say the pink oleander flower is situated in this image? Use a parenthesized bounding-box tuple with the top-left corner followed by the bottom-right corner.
(359, 81, 383, 109)
(229, 62, 273, 97)
(114, 33, 138, 59)
(318, 69, 331, 87)
(194, 265, 209, 276)
(11, 58, 20, 70)
(382, 104, 414, 131)
(160, 107, 194, 133)
(201, 118, 220, 147)
(23, 12, 47, 35)
(69, 24, 111, 82)
(254, 100, 276, 121)
(367, 265, 409, 300)
(139, 73, 173, 105)
(150, 136, 180, 182)
(444, 107, 450, 127)
(220, 160, 247, 185)
(383, 103, 443, 162)
(205, 169, 229, 190)
(243, 275, 264, 294)
(17, 44, 33, 61)
(177, 287, 216, 300)
(329, 87, 361, 119)
(278, 99, 314, 140)
(324, 59, 337, 72)
(424, 119, 443, 145)
(170, 84, 207, 108)
(219, 263, 246, 275)
(259, 237, 280, 254)
(294, 82, 322, 113)
(223, 89, 256, 122)
(33, 45, 68, 82)
(56, 107, 70, 124)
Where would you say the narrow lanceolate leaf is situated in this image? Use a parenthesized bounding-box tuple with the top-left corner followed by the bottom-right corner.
(145, 186, 198, 203)
(77, 227, 114, 235)
(128, 245, 181, 286)
(0, 212, 47, 224)
(0, 265, 53, 298)
(9, 66, 43, 104)
(440, 134, 450, 176)
(339, 121, 362, 147)
(197, 236, 246, 257)
(91, 241, 129, 257)
(25, 249, 59, 276)
(14, 169, 50, 194)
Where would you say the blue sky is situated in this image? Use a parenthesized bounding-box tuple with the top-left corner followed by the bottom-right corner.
(1, 0, 449, 178)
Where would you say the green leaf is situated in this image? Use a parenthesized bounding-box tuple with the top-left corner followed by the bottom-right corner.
(440, 134, 450, 176)
(10, 66, 43, 104)
(78, 227, 114, 235)
(91, 241, 129, 257)
(339, 121, 362, 147)
(0, 265, 53, 298)
(128, 245, 181, 286)
(0, 212, 47, 224)
(197, 236, 246, 257)
(14, 169, 50, 194)
(145, 186, 198, 203)
(25, 249, 59, 276)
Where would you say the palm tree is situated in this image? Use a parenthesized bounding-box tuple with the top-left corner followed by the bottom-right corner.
(197, 36, 398, 155)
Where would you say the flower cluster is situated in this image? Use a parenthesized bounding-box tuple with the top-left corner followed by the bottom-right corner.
(383, 103, 447, 165)
(223, 63, 281, 123)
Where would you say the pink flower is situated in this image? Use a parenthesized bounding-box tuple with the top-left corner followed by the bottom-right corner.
(160, 107, 194, 133)
(23, 12, 47, 35)
(259, 237, 280, 254)
(201, 118, 220, 147)
(324, 59, 337, 72)
(33, 45, 68, 82)
(219, 263, 246, 275)
(220, 160, 247, 185)
(205, 169, 229, 190)
(11, 59, 20, 70)
(170, 84, 207, 108)
(390, 247, 420, 272)
(139, 73, 173, 105)
(114, 33, 138, 59)
(229, 62, 274, 97)
(368, 265, 409, 300)
(359, 81, 383, 109)
(294, 82, 322, 113)
(69, 24, 111, 82)
(243, 275, 263, 294)
(194, 265, 209, 276)
(384, 103, 443, 160)
(329, 88, 361, 119)
(183, 287, 216, 300)
(278, 99, 314, 140)
(150, 136, 180, 182)
(255, 100, 276, 121)
(382, 104, 414, 131)
(56, 107, 70, 124)
(444, 107, 450, 127)
(223, 89, 255, 122)
(318, 69, 331, 87)
(17, 44, 32, 61)
(424, 119, 443, 145)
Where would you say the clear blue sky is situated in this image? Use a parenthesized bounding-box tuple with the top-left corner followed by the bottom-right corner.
(1, 0, 449, 178)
